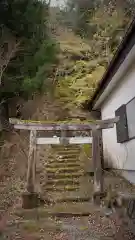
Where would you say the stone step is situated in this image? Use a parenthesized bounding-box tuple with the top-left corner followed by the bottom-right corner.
(55, 154, 80, 158)
(51, 145, 80, 150)
(48, 158, 80, 164)
(47, 178, 80, 185)
(55, 154, 79, 159)
(51, 149, 80, 154)
(52, 149, 80, 153)
(52, 145, 80, 149)
(46, 166, 82, 173)
(46, 162, 80, 168)
(47, 172, 84, 179)
(47, 189, 92, 201)
(15, 202, 100, 219)
(45, 184, 79, 191)
(6, 218, 62, 233)
(54, 150, 80, 155)
(56, 196, 91, 203)
(48, 155, 79, 161)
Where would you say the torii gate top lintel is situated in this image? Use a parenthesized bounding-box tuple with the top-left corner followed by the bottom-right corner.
(10, 116, 119, 131)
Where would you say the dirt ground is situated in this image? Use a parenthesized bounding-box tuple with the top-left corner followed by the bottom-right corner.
(0, 168, 135, 239)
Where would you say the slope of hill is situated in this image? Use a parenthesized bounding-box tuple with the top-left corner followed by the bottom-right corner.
(49, 3, 134, 114)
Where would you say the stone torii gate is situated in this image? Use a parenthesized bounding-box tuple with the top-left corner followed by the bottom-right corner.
(10, 117, 119, 208)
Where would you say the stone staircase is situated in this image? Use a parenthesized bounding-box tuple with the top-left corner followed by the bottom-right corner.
(45, 144, 93, 202)
(2, 144, 135, 239)
(1, 144, 102, 239)
(46, 145, 81, 189)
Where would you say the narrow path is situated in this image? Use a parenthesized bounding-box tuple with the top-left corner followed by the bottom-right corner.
(1, 144, 135, 239)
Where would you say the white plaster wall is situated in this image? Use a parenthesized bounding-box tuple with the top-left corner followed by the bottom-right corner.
(101, 62, 135, 175)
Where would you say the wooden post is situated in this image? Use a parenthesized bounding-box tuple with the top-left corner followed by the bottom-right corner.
(92, 129, 104, 203)
(27, 130, 37, 192)
(60, 124, 69, 145)
(22, 130, 39, 209)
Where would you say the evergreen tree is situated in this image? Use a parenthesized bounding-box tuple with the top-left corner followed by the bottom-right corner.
(0, 0, 58, 101)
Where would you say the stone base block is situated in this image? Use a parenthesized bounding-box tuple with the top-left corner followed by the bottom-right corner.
(22, 192, 39, 209)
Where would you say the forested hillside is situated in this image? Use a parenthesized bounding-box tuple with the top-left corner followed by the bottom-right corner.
(0, 0, 135, 120)
(51, 0, 135, 111)
(0, 0, 59, 103)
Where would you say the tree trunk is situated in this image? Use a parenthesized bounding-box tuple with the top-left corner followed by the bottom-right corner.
(0, 100, 12, 131)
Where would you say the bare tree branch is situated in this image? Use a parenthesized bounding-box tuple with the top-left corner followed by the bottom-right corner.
(0, 28, 21, 85)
